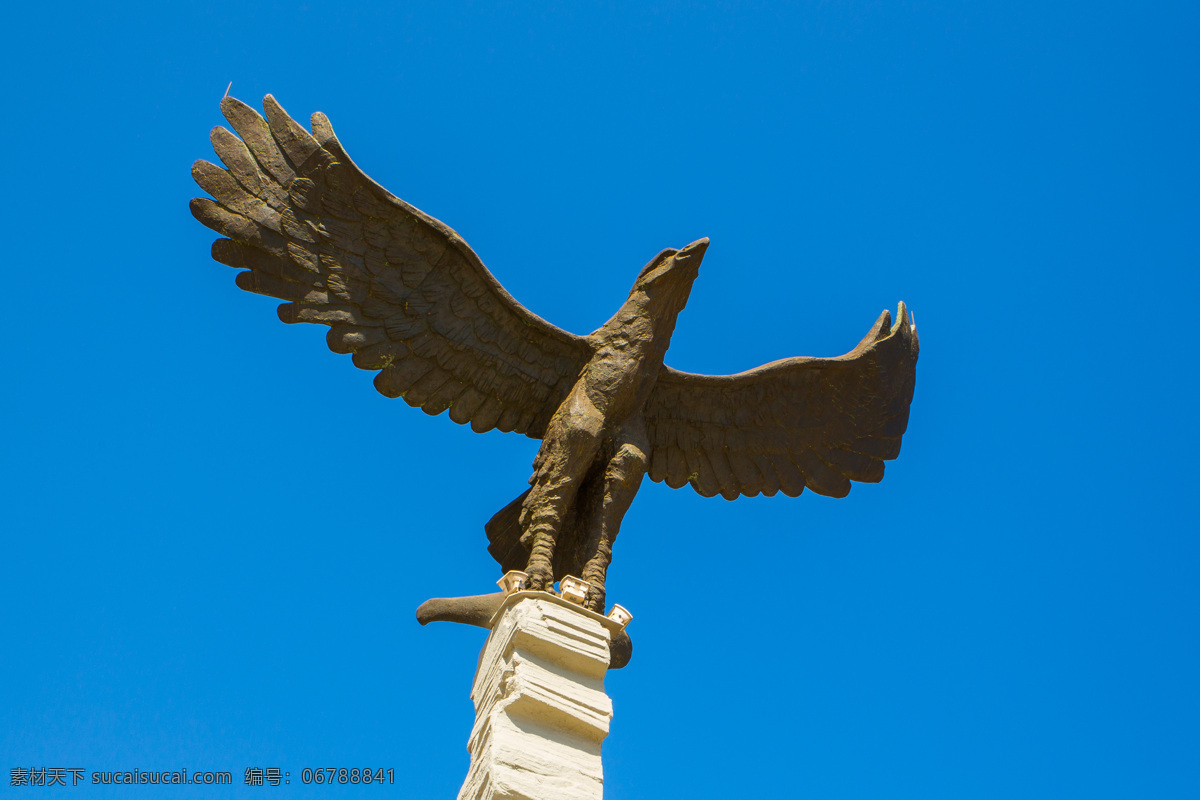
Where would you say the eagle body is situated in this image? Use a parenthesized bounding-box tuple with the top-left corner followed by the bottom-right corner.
(191, 96, 919, 614)
(496, 241, 705, 606)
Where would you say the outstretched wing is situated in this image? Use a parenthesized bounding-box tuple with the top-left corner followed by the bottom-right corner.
(190, 95, 593, 438)
(644, 304, 918, 499)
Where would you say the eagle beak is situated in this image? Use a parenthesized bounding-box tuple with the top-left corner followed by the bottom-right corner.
(676, 237, 709, 263)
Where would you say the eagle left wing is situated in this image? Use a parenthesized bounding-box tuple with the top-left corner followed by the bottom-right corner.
(190, 95, 593, 438)
(644, 304, 918, 500)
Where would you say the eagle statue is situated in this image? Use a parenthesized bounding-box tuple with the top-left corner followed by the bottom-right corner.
(190, 95, 920, 630)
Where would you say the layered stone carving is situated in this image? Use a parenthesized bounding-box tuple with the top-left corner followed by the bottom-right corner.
(457, 594, 621, 800)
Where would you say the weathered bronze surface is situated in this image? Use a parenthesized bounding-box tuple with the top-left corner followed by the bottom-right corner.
(191, 95, 920, 618)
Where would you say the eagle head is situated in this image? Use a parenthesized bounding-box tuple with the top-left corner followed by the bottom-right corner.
(633, 237, 708, 307)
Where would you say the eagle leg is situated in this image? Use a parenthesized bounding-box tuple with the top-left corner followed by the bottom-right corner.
(519, 386, 605, 591)
(578, 416, 648, 612)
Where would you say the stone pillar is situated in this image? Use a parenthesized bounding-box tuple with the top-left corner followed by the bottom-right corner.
(457, 592, 621, 800)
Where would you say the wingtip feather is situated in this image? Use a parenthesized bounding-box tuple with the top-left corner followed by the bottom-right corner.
(852, 308, 892, 351)
(311, 111, 336, 144)
(210, 238, 243, 267)
(188, 196, 215, 223)
(891, 301, 919, 354)
(262, 93, 284, 118)
(220, 94, 255, 120)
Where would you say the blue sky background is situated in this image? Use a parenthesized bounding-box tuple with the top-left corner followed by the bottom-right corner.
(3, 1, 1198, 797)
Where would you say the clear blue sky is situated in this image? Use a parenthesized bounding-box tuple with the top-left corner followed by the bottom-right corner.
(3, 1, 1197, 798)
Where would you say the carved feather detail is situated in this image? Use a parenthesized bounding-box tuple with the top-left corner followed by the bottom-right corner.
(644, 304, 919, 499)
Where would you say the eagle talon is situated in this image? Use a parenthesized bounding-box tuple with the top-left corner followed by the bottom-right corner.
(585, 588, 606, 614)
(525, 568, 553, 592)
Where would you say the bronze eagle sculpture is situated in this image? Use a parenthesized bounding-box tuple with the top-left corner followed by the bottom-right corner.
(191, 95, 920, 617)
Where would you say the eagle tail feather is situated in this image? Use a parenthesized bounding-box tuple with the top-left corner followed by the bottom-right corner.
(485, 489, 532, 574)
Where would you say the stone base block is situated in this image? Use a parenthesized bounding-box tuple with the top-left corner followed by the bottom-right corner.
(457, 593, 622, 800)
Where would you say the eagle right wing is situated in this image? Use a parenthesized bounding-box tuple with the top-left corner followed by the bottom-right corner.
(644, 304, 918, 499)
(190, 95, 593, 438)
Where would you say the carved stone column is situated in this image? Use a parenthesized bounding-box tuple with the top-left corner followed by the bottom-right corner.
(457, 592, 621, 800)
